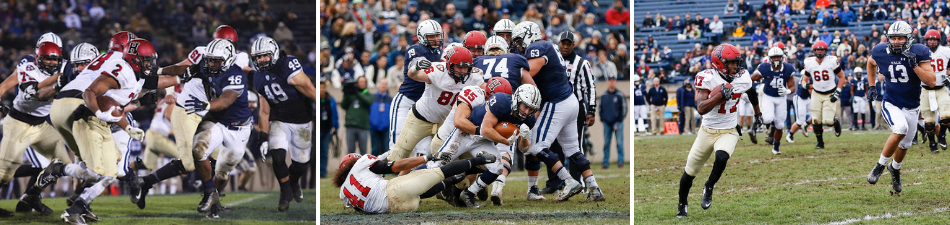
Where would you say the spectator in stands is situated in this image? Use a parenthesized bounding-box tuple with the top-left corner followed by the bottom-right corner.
(671, 14, 684, 31)
(650, 48, 662, 64)
(522, 5, 544, 28)
(792, 0, 806, 14)
(710, 15, 724, 43)
(320, 81, 338, 178)
(468, 6, 488, 32)
(646, 78, 669, 135)
(687, 24, 702, 39)
(369, 79, 392, 156)
(387, 54, 405, 90)
(577, 13, 597, 38)
(656, 12, 668, 28)
(677, 58, 691, 77)
(440, 3, 460, 24)
(405, 1, 420, 21)
(547, 15, 571, 39)
(726, 0, 738, 14)
(763, 0, 777, 14)
(637, 58, 650, 77)
(739, 0, 754, 20)
(808, 9, 818, 24)
(752, 27, 767, 46)
(594, 50, 619, 80)
(676, 79, 697, 135)
(661, 46, 674, 64)
(777, 0, 791, 15)
(733, 21, 747, 37)
(599, 74, 626, 169)
(606, 0, 629, 25)
(366, 55, 389, 86)
(342, 76, 372, 155)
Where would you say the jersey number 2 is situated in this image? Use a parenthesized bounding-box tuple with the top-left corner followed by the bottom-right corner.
(718, 93, 742, 113)
(343, 174, 371, 209)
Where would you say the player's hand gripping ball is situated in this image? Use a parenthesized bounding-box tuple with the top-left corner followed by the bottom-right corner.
(495, 122, 519, 139)
(709, 83, 734, 103)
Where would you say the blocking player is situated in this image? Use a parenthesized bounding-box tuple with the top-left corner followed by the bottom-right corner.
(513, 21, 604, 202)
(922, 29, 950, 151)
(385, 46, 484, 165)
(250, 36, 317, 211)
(493, 19, 516, 45)
(336, 152, 495, 214)
(462, 31, 487, 58)
(677, 44, 754, 218)
(751, 47, 796, 154)
(866, 21, 937, 195)
(803, 40, 845, 149)
(390, 19, 443, 152)
(850, 67, 869, 131)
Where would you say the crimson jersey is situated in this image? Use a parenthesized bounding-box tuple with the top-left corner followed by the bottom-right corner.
(414, 62, 485, 122)
(339, 155, 389, 214)
(694, 69, 753, 129)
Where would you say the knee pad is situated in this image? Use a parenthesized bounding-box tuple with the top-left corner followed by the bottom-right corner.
(289, 162, 308, 177)
(925, 123, 936, 133)
(271, 149, 289, 179)
(813, 125, 823, 134)
(568, 153, 591, 172)
(524, 154, 542, 171)
(715, 150, 731, 163)
(941, 119, 950, 125)
(538, 150, 560, 167)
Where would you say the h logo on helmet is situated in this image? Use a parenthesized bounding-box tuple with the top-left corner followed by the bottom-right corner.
(127, 41, 140, 54)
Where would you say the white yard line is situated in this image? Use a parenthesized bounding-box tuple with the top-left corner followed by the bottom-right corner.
(824, 207, 950, 225)
(224, 193, 269, 207)
(636, 154, 842, 174)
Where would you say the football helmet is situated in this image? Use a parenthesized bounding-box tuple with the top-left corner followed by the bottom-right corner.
(444, 46, 474, 84)
(109, 31, 137, 52)
(463, 31, 487, 57)
(251, 37, 280, 71)
(35, 42, 62, 76)
(812, 41, 829, 59)
(202, 39, 236, 75)
(37, 32, 62, 49)
(511, 21, 542, 55)
(123, 39, 158, 75)
(339, 153, 361, 170)
(767, 47, 786, 68)
(511, 84, 541, 121)
(417, 20, 444, 49)
(484, 36, 509, 55)
(925, 29, 941, 52)
(711, 44, 743, 82)
(492, 19, 516, 42)
(886, 21, 914, 53)
(486, 77, 513, 96)
(213, 25, 238, 44)
(70, 43, 99, 72)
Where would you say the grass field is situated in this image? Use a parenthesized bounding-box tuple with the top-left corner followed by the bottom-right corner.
(320, 165, 631, 224)
(635, 129, 950, 224)
(0, 190, 316, 224)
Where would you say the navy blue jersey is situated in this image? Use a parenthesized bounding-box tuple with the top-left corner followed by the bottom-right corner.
(850, 78, 868, 97)
(469, 93, 536, 126)
(633, 84, 646, 105)
(253, 55, 314, 124)
(796, 75, 811, 99)
(524, 41, 572, 103)
(871, 43, 931, 108)
(756, 62, 795, 97)
(209, 65, 252, 125)
(398, 44, 442, 101)
(840, 80, 852, 106)
(474, 54, 530, 89)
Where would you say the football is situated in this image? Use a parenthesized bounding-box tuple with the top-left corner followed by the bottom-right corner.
(494, 122, 518, 139)
(709, 83, 734, 101)
(97, 95, 123, 117)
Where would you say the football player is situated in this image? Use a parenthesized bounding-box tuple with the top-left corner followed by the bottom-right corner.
(141, 100, 177, 172)
(492, 19, 516, 45)
(462, 31, 487, 58)
(336, 152, 495, 214)
(513, 21, 604, 202)
(803, 40, 845, 149)
(134, 26, 246, 209)
(250, 37, 317, 211)
(676, 44, 754, 218)
(633, 75, 648, 134)
(475, 36, 534, 89)
(390, 19, 443, 152)
(866, 21, 937, 195)
(922, 29, 950, 152)
(786, 76, 813, 143)
(385, 46, 484, 165)
(849, 67, 869, 131)
(751, 47, 796, 154)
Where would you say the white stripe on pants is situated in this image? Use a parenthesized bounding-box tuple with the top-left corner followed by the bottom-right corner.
(881, 101, 919, 149)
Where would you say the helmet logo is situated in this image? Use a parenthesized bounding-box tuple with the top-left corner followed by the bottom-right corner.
(127, 41, 140, 54)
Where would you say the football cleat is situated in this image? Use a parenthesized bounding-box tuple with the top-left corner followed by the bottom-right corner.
(748, 128, 758, 144)
(701, 185, 714, 209)
(785, 133, 795, 143)
(771, 147, 782, 155)
(939, 134, 948, 150)
(539, 186, 558, 194)
(555, 179, 583, 202)
(931, 141, 940, 153)
(291, 180, 304, 203)
(764, 136, 774, 146)
(128, 176, 143, 204)
(18, 193, 52, 214)
(676, 203, 688, 218)
(136, 183, 151, 209)
(833, 118, 842, 137)
(815, 142, 824, 149)
(475, 151, 496, 163)
(802, 124, 810, 137)
(206, 202, 221, 219)
(278, 184, 292, 212)
(888, 163, 902, 193)
(477, 188, 488, 202)
(198, 189, 220, 213)
(587, 187, 605, 201)
(36, 159, 65, 188)
(81, 204, 98, 222)
(867, 163, 886, 184)
(527, 186, 546, 200)
(490, 180, 505, 205)
(460, 190, 480, 209)
(61, 210, 86, 225)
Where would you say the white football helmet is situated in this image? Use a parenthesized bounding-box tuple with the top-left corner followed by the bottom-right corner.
(493, 19, 515, 42)
(512, 84, 541, 121)
(203, 39, 236, 75)
(767, 47, 786, 68)
(37, 32, 62, 48)
(251, 36, 280, 70)
(511, 21, 542, 54)
(442, 42, 463, 62)
(417, 19, 444, 49)
(632, 75, 642, 85)
(70, 43, 99, 70)
(886, 21, 914, 53)
(853, 67, 864, 77)
(484, 36, 509, 55)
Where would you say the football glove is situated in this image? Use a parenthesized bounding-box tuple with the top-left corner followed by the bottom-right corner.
(720, 84, 733, 100)
(868, 87, 878, 100)
(20, 82, 38, 100)
(416, 59, 431, 71)
(753, 113, 764, 130)
(181, 64, 202, 83)
(904, 50, 918, 68)
(507, 130, 520, 146)
(435, 151, 453, 162)
(519, 124, 531, 140)
(126, 126, 144, 141)
(184, 94, 209, 115)
(0, 104, 8, 116)
(95, 107, 122, 123)
(260, 141, 269, 158)
(830, 88, 840, 103)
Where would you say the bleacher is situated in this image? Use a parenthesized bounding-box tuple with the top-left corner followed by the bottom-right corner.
(635, 0, 898, 82)
(445, 0, 629, 40)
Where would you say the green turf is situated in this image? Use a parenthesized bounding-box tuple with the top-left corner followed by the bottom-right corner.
(320, 165, 631, 224)
(635, 129, 950, 224)
(0, 190, 316, 224)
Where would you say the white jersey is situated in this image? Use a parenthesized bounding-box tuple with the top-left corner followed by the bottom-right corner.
(437, 86, 487, 139)
(803, 55, 840, 92)
(13, 56, 57, 117)
(62, 52, 142, 106)
(695, 69, 753, 129)
(339, 155, 389, 214)
(929, 46, 950, 87)
(415, 62, 485, 122)
(176, 46, 249, 116)
(150, 102, 172, 136)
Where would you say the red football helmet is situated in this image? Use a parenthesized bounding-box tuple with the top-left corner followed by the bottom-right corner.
(812, 41, 829, 58)
(463, 31, 487, 57)
(339, 153, 362, 170)
(109, 31, 137, 52)
(123, 39, 157, 74)
(925, 29, 941, 51)
(445, 46, 474, 83)
(485, 77, 513, 96)
(213, 25, 238, 44)
(711, 44, 743, 82)
(772, 41, 786, 51)
(35, 42, 62, 75)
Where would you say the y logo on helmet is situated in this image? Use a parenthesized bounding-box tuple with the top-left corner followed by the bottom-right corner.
(489, 97, 497, 106)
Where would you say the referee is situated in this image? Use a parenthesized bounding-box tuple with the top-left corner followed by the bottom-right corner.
(541, 31, 598, 194)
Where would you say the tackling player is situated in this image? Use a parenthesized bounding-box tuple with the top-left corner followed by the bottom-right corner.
(803, 40, 845, 149)
(866, 21, 937, 195)
(677, 44, 754, 218)
(390, 20, 443, 152)
(751, 47, 796, 154)
(922, 29, 950, 152)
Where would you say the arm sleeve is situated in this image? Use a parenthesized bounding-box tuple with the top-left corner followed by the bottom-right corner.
(368, 160, 396, 174)
(143, 76, 159, 89)
(746, 86, 759, 106)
